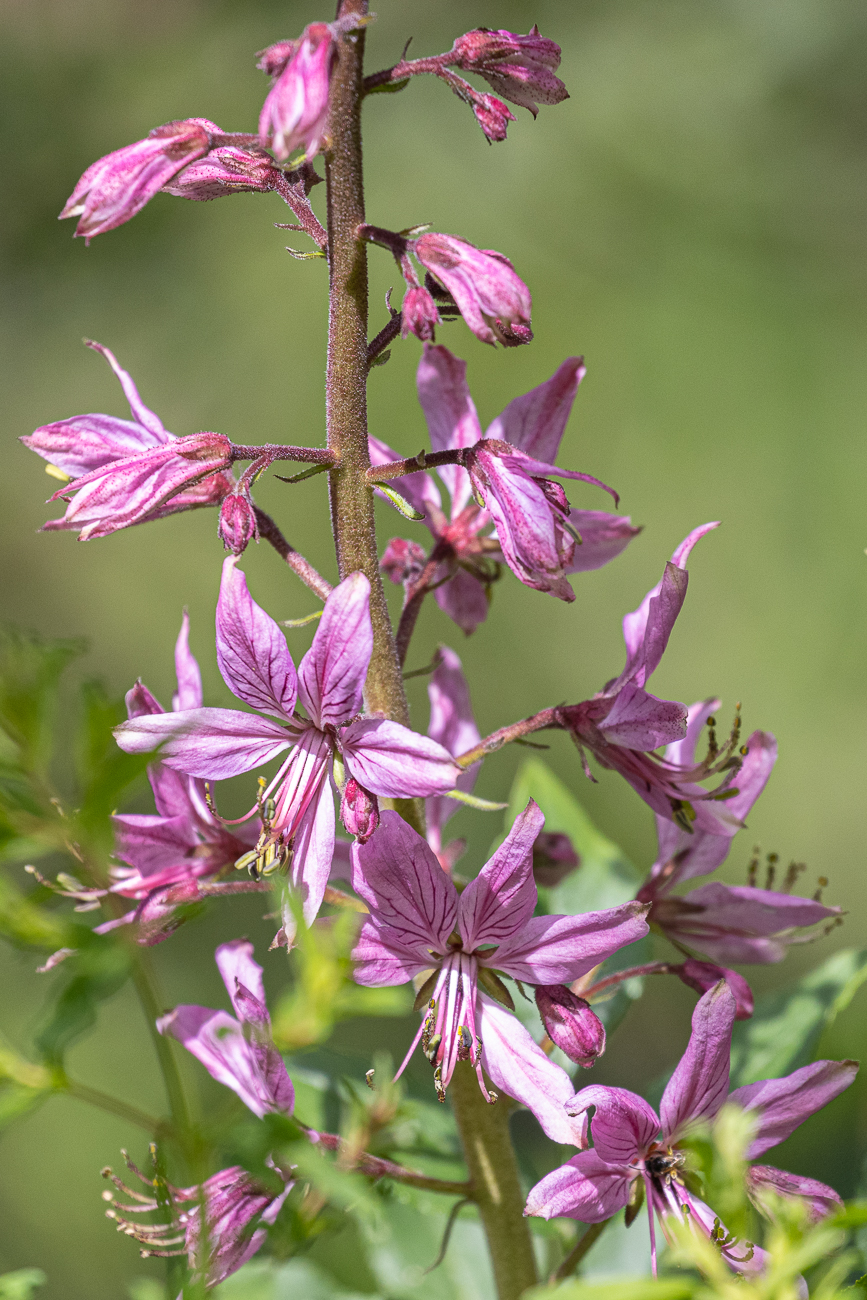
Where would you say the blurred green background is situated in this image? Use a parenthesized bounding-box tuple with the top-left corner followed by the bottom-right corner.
(2, 0, 867, 1294)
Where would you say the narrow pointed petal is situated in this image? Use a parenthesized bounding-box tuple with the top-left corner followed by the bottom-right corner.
(173, 611, 203, 711)
(525, 1150, 633, 1222)
(485, 357, 585, 464)
(217, 559, 298, 719)
(350, 811, 458, 954)
(158, 1006, 278, 1118)
(298, 573, 372, 728)
(213, 940, 295, 1116)
(669, 882, 842, 966)
(746, 1165, 843, 1223)
(433, 568, 490, 634)
(660, 982, 736, 1141)
(566, 1084, 660, 1165)
(85, 340, 168, 437)
(341, 718, 461, 797)
(288, 776, 336, 925)
(114, 707, 292, 779)
(730, 1059, 858, 1159)
(458, 800, 543, 950)
(215, 939, 267, 1015)
(417, 344, 484, 513)
(477, 994, 588, 1147)
(565, 510, 642, 573)
(112, 812, 198, 878)
(426, 645, 482, 844)
(493, 901, 649, 984)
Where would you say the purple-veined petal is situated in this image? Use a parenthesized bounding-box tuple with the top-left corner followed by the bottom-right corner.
(351, 916, 437, 986)
(288, 774, 336, 925)
(476, 994, 588, 1148)
(340, 718, 460, 797)
(417, 344, 483, 513)
(730, 1059, 858, 1159)
(664, 698, 722, 770)
(426, 645, 481, 847)
(660, 982, 736, 1141)
(85, 340, 169, 438)
(173, 610, 203, 712)
(158, 1006, 277, 1119)
(600, 682, 688, 751)
(217, 559, 297, 719)
(680, 882, 841, 939)
(525, 1150, 634, 1222)
(567, 1084, 660, 1165)
(21, 413, 166, 480)
(458, 801, 543, 950)
(111, 812, 198, 876)
(114, 707, 292, 779)
(493, 901, 649, 985)
(485, 357, 585, 464)
(565, 510, 642, 573)
(433, 567, 490, 635)
(298, 573, 372, 728)
(746, 1165, 843, 1223)
(350, 811, 458, 955)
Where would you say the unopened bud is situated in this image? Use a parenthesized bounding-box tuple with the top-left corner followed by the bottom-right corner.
(219, 493, 258, 555)
(471, 93, 516, 142)
(401, 286, 441, 341)
(675, 958, 754, 1021)
(532, 832, 580, 887)
(535, 985, 605, 1067)
(340, 778, 380, 843)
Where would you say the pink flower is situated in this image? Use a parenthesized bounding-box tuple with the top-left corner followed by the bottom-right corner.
(637, 702, 841, 964)
(412, 234, 531, 347)
(258, 24, 336, 161)
(450, 27, 568, 116)
(219, 490, 259, 555)
(424, 645, 482, 869)
(561, 524, 747, 833)
(114, 560, 461, 925)
(162, 144, 282, 201)
(526, 983, 856, 1278)
(60, 118, 217, 241)
(470, 93, 516, 142)
(400, 285, 441, 341)
(374, 345, 638, 626)
(350, 800, 649, 1118)
(22, 341, 234, 539)
(535, 985, 606, 1067)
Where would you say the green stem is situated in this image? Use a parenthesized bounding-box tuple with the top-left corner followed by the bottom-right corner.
(551, 1219, 609, 1282)
(65, 1079, 163, 1134)
(449, 1064, 539, 1299)
(130, 955, 191, 1139)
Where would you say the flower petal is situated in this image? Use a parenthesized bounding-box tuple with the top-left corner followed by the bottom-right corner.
(458, 800, 543, 950)
(729, 1059, 858, 1159)
(217, 558, 297, 719)
(341, 718, 461, 797)
(288, 775, 336, 925)
(426, 645, 481, 846)
(564, 510, 642, 573)
(600, 682, 688, 750)
(660, 982, 736, 1141)
(114, 707, 292, 779)
(158, 1006, 280, 1119)
(493, 901, 650, 984)
(350, 810, 458, 956)
(746, 1165, 843, 1223)
(215, 938, 267, 1015)
(173, 610, 203, 712)
(525, 1149, 634, 1222)
(298, 573, 372, 728)
(433, 567, 491, 635)
(485, 357, 585, 464)
(567, 1084, 660, 1165)
(417, 344, 484, 513)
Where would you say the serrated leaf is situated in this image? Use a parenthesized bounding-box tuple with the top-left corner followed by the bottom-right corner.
(730, 946, 867, 1086)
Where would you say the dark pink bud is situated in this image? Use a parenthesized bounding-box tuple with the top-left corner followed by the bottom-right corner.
(413, 233, 531, 347)
(60, 118, 217, 242)
(532, 831, 579, 887)
(340, 778, 380, 843)
(162, 146, 280, 201)
(258, 23, 337, 161)
(450, 27, 568, 116)
(675, 958, 754, 1021)
(471, 93, 516, 142)
(535, 985, 606, 1067)
(380, 537, 427, 586)
(219, 493, 259, 555)
(401, 286, 441, 341)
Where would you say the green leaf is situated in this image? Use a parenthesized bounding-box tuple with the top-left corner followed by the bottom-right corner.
(376, 484, 425, 520)
(0, 1270, 47, 1300)
(730, 946, 867, 1086)
(0, 630, 84, 776)
(35, 939, 132, 1065)
(504, 759, 649, 1030)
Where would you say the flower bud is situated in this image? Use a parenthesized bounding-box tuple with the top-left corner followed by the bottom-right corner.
(471, 93, 516, 142)
(340, 778, 380, 843)
(380, 537, 427, 586)
(532, 831, 579, 887)
(258, 23, 337, 161)
(675, 958, 754, 1021)
(401, 286, 441, 341)
(450, 27, 568, 116)
(413, 234, 531, 347)
(162, 146, 280, 201)
(535, 984, 606, 1067)
(219, 493, 259, 555)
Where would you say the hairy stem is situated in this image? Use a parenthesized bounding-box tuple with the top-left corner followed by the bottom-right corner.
(254, 506, 333, 601)
(551, 1219, 609, 1282)
(324, 0, 409, 727)
(456, 707, 562, 769)
(448, 1064, 538, 1299)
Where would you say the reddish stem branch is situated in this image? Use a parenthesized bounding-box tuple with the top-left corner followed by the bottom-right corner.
(230, 443, 337, 464)
(367, 312, 402, 366)
(455, 707, 563, 769)
(581, 962, 674, 1000)
(395, 538, 453, 667)
(253, 506, 333, 602)
(310, 1131, 472, 1196)
(366, 448, 464, 485)
(273, 171, 328, 250)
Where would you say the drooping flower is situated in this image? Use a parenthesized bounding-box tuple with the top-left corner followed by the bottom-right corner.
(525, 982, 856, 1277)
(161, 144, 283, 201)
(636, 702, 842, 965)
(59, 118, 217, 241)
(560, 524, 748, 833)
(351, 801, 649, 1123)
(258, 24, 337, 161)
(412, 234, 532, 347)
(21, 341, 234, 540)
(104, 942, 294, 1285)
(375, 344, 639, 631)
(535, 985, 606, 1067)
(114, 561, 461, 925)
(449, 27, 569, 116)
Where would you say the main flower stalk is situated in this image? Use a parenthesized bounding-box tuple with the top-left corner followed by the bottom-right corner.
(323, 8, 537, 1292)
